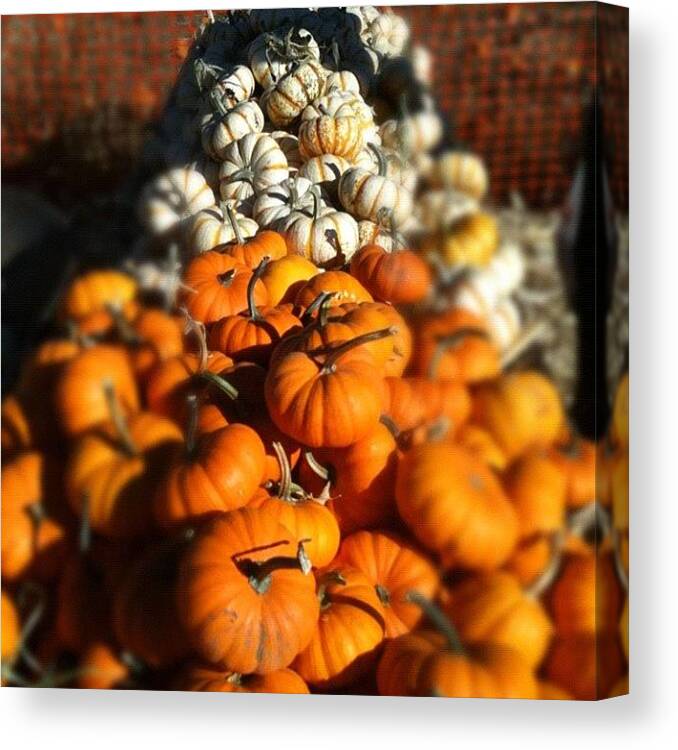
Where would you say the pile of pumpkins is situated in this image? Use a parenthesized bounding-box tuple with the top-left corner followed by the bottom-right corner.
(1, 7, 628, 699)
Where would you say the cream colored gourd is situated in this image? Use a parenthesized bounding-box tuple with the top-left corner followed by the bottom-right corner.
(357, 218, 405, 252)
(201, 100, 265, 160)
(366, 11, 410, 56)
(432, 151, 489, 200)
(302, 91, 378, 144)
(209, 64, 256, 112)
(140, 167, 215, 235)
(187, 203, 259, 255)
(298, 115, 364, 161)
(380, 109, 443, 155)
(269, 131, 303, 172)
(298, 154, 351, 188)
(487, 298, 522, 351)
(218, 133, 289, 203)
(253, 176, 322, 228)
(248, 27, 320, 89)
(338, 146, 414, 225)
(416, 190, 480, 234)
(261, 59, 326, 127)
(323, 70, 362, 96)
(275, 188, 359, 268)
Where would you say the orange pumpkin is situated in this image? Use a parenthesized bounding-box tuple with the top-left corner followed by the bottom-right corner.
(218, 229, 288, 269)
(208, 258, 302, 364)
(472, 371, 565, 461)
(294, 567, 386, 690)
(1, 591, 20, 665)
(76, 643, 130, 690)
(66, 407, 182, 538)
(55, 344, 139, 437)
(503, 451, 567, 538)
(294, 270, 373, 309)
(155, 422, 266, 527)
(1, 452, 68, 581)
(350, 243, 432, 305)
(249, 444, 340, 568)
(181, 251, 268, 325)
(456, 423, 508, 471)
(60, 269, 137, 327)
(446, 571, 553, 667)
(548, 438, 597, 508)
(260, 255, 319, 306)
(396, 442, 519, 571)
(113, 535, 192, 668)
(178, 507, 319, 674)
(300, 421, 400, 534)
(265, 328, 394, 448)
(128, 308, 185, 382)
(544, 633, 625, 700)
(336, 531, 439, 638)
(377, 595, 538, 698)
(413, 308, 500, 383)
(175, 664, 309, 694)
(549, 551, 623, 635)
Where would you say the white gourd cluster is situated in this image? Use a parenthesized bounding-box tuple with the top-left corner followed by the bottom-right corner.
(136, 7, 536, 359)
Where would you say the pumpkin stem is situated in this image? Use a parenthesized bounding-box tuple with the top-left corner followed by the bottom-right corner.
(320, 326, 397, 374)
(217, 268, 237, 287)
(103, 379, 138, 457)
(106, 303, 142, 346)
(525, 529, 565, 599)
(198, 370, 240, 401)
(181, 309, 210, 373)
(65, 319, 95, 349)
(303, 450, 330, 482)
(379, 414, 401, 438)
(184, 393, 199, 458)
(225, 203, 245, 246)
(247, 256, 270, 321)
(368, 142, 387, 177)
(225, 167, 256, 188)
(234, 539, 313, 594)
(316, 570, 348, 608)
(302, 291, 336, 325)
(271, 441, 294, 501)
(406, 591, 466, 656)
(500, 320, 547, 370)
(428, 327, 490, 379)
(375, 583, 391, 607)
(79, 493, 92, 555)
(14, 581, 48, 678)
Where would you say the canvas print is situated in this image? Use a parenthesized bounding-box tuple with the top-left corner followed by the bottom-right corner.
(1, 4, 628, 699)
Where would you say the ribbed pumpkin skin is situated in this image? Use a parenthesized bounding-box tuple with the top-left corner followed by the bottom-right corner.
(447, 571, 554, 668)
(396, 442, 519, 571)
(178, 508, 319, 675)
(336, 531, 439, 638)
(377, 630, 538, 698)
(349, 245, 432, 305)
(155, 424, 266, 527)
(181, 252, 268, 325)
(56, 345, 140, 438)
(294, 270, 373, 308)
(175, 665, 309, 694)
(65, 412, 182, 538)
(294, 567, 386, 690)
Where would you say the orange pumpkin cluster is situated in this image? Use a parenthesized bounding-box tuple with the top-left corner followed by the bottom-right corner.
(1, 250, 627, 699)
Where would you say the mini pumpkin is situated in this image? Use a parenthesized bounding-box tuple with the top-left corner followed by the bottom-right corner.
(218, 132, 289, 203)
(178, 507, 319, 674)
(175, 664, 309, 694)
(262, 58, 326, 127)
(201, 99, 265, 159)
(140, 166, 215, 235)
(431, 151, 489, 200)
(187, 203, 259, 255)
(298, 113, 364, 161)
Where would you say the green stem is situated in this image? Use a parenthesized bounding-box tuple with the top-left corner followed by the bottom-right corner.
(302, 291, 336, 325)
(525, 529, 565, 599)
(406, 591, 466, 656)
(225, 203, 245, 245)
(198, 370, 240, 401)
(320, 326, 397, 374)
(303, 450, 330, 482)
(247, 257, 271, 321)
(368, 142, 387, 177)
(103, 379, 138, 456)
(184, 393, 199, 458)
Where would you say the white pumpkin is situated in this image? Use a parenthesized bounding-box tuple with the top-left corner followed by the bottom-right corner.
(380, 109, 443, 155)
(140, 167, 215, 235)
(302, 91, 376, 137)
(365, 11, 410, 57)
(357, 218, 405, 252)
(356, 146, 418, 193)
(248, 27, 320, 89)
(218, 133, 289, 203)
(411, 44, 433, 86)
(209, 64, 256, 112)
(298, 114, 365, 161)
(261, 59, 326, 127)
(299, 154, 351, 195)
(269, 131, 303, 173)
(338, 147, 414, 225)
(323, 70, 362, 97)
(346, 6, 382, 42)
(487, 298, 522, 352)
(275, 189, 359, 269)
(187, 203, 259, 255)
(431, 151, 490, 200)
(253, 176, 322, 228)
(201, 100, 265, 159)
